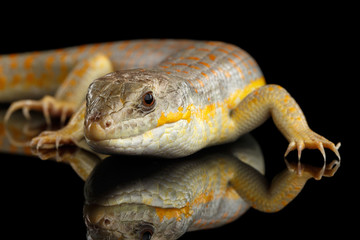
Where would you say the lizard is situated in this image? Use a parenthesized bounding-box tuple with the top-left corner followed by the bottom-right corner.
(83, 134, 340, 240)
(1, 39, 340, 169)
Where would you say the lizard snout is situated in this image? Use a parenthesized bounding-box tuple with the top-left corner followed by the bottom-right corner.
(85, 117, 113, 142)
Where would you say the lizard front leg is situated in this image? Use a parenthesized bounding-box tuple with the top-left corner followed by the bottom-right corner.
(231, 84, 341, 170)
(5, 54, 113, 125)
(30, 103, 86, 150)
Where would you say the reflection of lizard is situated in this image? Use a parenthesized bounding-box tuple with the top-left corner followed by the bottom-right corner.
(83, 135, 339, 240)
(2, 40, 340, 163)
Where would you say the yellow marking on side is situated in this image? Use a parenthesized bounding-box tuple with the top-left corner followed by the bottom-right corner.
(192, 190, 215, 207)
(155, 203, 193, 222)
(155, 190, 215, 222)
(157, 106, 192, 127)
(224, 77, 266, 109)
(156, 77, 266, 130)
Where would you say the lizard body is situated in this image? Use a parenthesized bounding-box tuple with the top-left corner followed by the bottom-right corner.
(1, 39, 340, 165)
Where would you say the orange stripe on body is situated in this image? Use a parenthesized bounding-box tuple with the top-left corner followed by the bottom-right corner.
(172, 63, 188, 66)
(199, 62, 210, 68)
(0, 71, 5, 89)
(208, 54, 216, 61)
(186, 80, 198, 93)
(228, 58, 244, 78)
(0, 78, 5, 90)
(186, 56, 200, 61)
(217, 48, 229, 54)
(10, 74, 21, 87)
(197, 79, 204, 87)
(9, 54, 18, 69)
(24, 52, 39, 70)
(45, 56, 56, 70)
(189, 65, 200, 70)
(197, 48, 210, 52)
(117, 40, 131, 50)
(25, 73, 35, 86)
(201, 72, 209, 80)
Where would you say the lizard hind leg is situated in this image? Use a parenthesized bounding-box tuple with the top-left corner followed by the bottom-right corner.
(30, 103, 88, 151)
(230, 84, 341, 171)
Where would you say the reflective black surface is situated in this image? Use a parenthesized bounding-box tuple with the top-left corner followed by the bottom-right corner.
(0, 16, 353, 239)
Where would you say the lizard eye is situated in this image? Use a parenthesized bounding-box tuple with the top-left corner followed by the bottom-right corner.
(142, 92, 155, 108)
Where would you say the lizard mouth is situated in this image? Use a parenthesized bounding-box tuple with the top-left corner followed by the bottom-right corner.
(85, 119, 190, 157)
(84, 121, 166, 156)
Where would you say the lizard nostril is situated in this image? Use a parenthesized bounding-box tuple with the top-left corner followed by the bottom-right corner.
(104, 218, 111, 226)
(105, 120, 112, 128)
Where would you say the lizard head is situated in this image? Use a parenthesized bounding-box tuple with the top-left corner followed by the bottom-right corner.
(84, 69, 194, 157)
(83, 156, 191, 240)
(84, 203, 188, 240)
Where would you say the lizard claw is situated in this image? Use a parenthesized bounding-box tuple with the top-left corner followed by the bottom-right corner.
(285, 158, 340, 180)
(31, 130, 74, 150)
(284, 131, 341, 161)
(5, 100, 39, 122)
(284, 130, 341, 179)
(4, 96, 75, 126)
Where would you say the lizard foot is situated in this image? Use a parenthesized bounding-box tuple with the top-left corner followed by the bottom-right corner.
(5, 95, 75, 126)
(285, 158, 340, 180)
(284, 130, 341, 179)
(32, 146, 77, 161)
(30, 129, 75, 150)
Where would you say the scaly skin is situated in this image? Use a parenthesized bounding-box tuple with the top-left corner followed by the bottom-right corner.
(2, 40, 340, 170)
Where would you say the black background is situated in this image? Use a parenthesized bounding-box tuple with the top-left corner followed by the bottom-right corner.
(0, 5, 355, 239)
